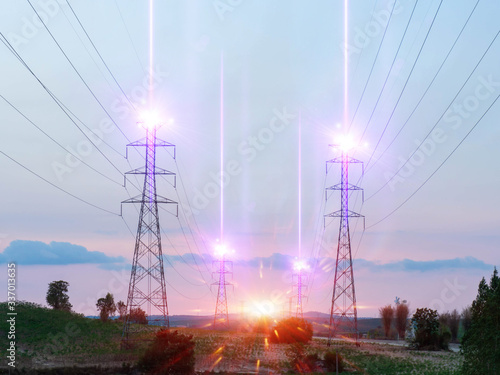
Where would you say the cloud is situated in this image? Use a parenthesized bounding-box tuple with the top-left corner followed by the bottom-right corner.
(0, 240, 126, 266)
(163, 252, 301, 270)
(355, 256, 493, 272)
(162, 252, 493, 275)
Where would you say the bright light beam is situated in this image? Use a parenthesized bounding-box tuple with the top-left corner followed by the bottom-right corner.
(298, 111, 302, 259)
(149, 0, 154, 108)
(344, 0, 349, 128)
(220, 52, 224, 242)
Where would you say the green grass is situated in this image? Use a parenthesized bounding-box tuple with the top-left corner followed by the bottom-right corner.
(0, 302, 463, 374)
(0, 301, 150, 367)
(325, 340, 462, 375)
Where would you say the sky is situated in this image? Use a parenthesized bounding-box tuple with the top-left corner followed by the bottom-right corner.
(0, 0, 499, 319)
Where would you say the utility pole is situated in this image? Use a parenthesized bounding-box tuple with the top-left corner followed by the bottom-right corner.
(325, 140, 364, 345)
(121, 116, 177, 344)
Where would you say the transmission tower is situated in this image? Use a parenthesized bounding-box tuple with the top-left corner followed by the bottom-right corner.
(325, 141, 364, 345)
(293, 260, 308, 319)
(213, 245, 232, 329)
(121, 118, 177, 344)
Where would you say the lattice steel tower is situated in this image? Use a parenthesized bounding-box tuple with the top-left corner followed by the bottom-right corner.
(293, 261, 307, 319)
(213, 245, 232, 329)
(325, 142, 364, 344)
(122, 119, 177, 343)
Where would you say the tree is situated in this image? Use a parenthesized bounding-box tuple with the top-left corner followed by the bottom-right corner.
(46, 280, 72, 311)
(461, 305, 472, 333)
(116, 300, 127, 321)
(461, 268, 500, 375)
(269, 317, 313, 344)
(96, 293, 116, 322)
(395, 303, 410, 340)
(448, 309, 460, 342)
(138, 329, 195, 374)
(129, 307, 148, 324)
(379, 304, 394, 338)
(410, 308, 441, 350)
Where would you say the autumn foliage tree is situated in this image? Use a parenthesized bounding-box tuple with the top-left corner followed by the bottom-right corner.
(129, 307, 148, 324)
(379, 305, 394, 338)
(395, 303, 410, 340)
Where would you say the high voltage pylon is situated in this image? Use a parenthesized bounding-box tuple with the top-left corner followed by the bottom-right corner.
(121, 118, 177, 344)
(293, 260, 308, 319)
(325, 142, 364, 345)
(213, 245, 232, 329)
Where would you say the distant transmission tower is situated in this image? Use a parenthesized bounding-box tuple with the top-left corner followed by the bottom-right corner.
(213, 244, 232, 329)
(325, 139, 364, 345)
(293, 260, 308, 319)
(122, 115, 177, 344)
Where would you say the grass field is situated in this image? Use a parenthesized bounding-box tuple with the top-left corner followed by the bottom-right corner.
(0, 301, 463, 374)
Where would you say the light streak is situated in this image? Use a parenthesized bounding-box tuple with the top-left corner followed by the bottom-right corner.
(298, 111, 302, 259)
(220, 52, 224, 241)
(344, 0, 349, 127)
(148, 0, 154, 107)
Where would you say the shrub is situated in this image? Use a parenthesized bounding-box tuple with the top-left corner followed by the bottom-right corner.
(268, 317, 313, 344)
(137, 329, 195, 374)
(129, 307, 148, 324)
(410, 308, 440, 350)
(324, 350, 345, 373)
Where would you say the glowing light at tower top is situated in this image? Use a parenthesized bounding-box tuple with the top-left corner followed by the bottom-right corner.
(335, 134, 357, 152)
(293, 259, 308, 272)
(214, 243, 233, 259)
(138, 110, 174, 130)
(138, 110, 161, 129)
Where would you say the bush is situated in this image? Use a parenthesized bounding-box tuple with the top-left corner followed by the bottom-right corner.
(409, 308, 440, 350)
(137, 329, 195, 374)
(268, 317, 313, 344)
(129, 307, 148, 324)
(324, 350, 345, 373)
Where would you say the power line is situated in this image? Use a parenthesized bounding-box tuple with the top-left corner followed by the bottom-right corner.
(65, 0, 138, 112)
(367, 27, 499, 200)
(0, 94, 123, 186)
(0, 151, 120, 216)
(0, 33, 128, 180)
(365, 0, 444, 167)
(26, 0, 132, 144)
(367, 93, 499, 229)
(113, 0, 147, 75)
(359, 0, 420, 142)
(348, 0, 397, 133)
(365, 0, 481, 173)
